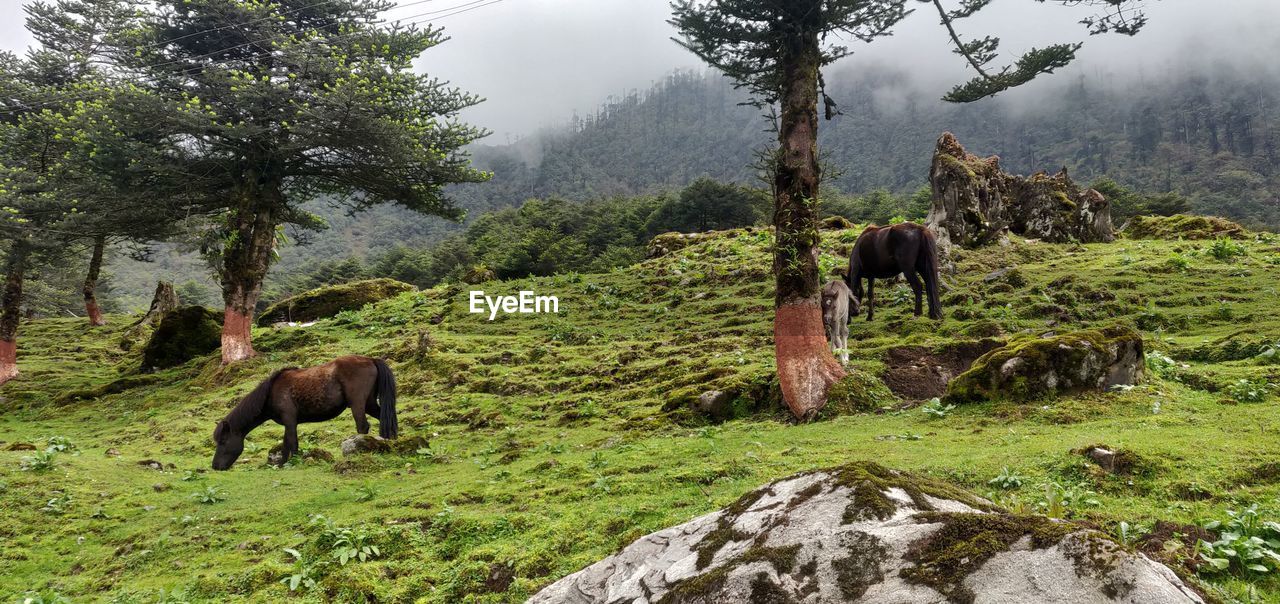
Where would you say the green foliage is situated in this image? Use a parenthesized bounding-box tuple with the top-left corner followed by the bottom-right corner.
(921, 398, 955, 419)
(988, 467, 1025, 491)
(1199, 505, 1280, 577)
(1035, 482, 1100, 519)
(280, 548, 318, 592)
(191, 486, 226, 504)
(1207, 237, 1248, 262)
(20, 450, 57, 472)
(1227, 378, 1273, 403)
(310, 515, 382, 566)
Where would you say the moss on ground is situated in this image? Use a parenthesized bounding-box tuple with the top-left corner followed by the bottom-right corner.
(256, 278, 416, 326)
(1121, 214, 1249, 240)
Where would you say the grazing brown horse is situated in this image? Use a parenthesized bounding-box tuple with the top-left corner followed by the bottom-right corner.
(845, 223, 942, 321)
(211, 355, 398, 470)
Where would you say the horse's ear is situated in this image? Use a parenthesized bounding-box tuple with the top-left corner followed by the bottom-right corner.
(213, 420, 228, 445)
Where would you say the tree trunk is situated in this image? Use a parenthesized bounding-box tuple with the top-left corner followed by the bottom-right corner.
(772, 32, 845, 420)
(83, 234, 107, 326)
(0, 245, 27, 385)
(219, 180, 277, 364)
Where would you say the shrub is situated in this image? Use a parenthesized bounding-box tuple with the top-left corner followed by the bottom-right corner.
(1207, 237, 1247, 261)
(1198, 505, 1280, 576)
(1227, 378, 1272, 403)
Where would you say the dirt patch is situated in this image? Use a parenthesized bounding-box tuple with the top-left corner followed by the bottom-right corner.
(882, 339, 1004, 400)
(1135, 520, 1212, 575)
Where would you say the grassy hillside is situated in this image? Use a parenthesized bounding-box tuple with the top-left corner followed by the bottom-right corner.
(3, 225, 1280, 603)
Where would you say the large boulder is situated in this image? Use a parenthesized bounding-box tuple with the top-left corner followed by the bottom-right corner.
(528, 463, 1202, 604)
(256, 278, 415, 326)
(945, 326, 1144, 403)
(141, 306, 222, 369)
(926, 132, 1114, 250)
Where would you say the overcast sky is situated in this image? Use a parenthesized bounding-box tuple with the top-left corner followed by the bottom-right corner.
(2, 0, 1277, 140)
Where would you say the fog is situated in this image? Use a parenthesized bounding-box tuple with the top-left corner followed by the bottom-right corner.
(2, 0, 1278, 139)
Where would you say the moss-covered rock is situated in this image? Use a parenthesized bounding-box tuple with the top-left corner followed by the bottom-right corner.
(256, 278, 415, 326)
(141, 306, 222, 369)
(1120, 214, 1249, 240)
(529, 462, 1202, 604)
(946, 325, 1144, 403)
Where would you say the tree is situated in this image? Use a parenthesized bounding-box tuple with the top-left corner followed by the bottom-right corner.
(670, 0, 1148, 419)
(18, 0, 180, 327)
(0, 53, 89, 383)
(645, 177, 768, 233)
(117, 0, 489, 363)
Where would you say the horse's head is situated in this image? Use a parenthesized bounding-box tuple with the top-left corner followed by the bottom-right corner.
(211, 419, 245, 470)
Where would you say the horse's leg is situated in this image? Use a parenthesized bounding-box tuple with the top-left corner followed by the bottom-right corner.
(903, 270, 925, 317)
(280, 418, 298, 466)
(351, 398, 370, 435)
(865, 278, 875, 321)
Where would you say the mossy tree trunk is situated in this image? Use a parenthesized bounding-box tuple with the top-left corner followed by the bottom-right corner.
(83, 234, 107, 327)
(772, 32, 845, 420)
(0, 243, 28, 385)
(219, 175, 278, 364)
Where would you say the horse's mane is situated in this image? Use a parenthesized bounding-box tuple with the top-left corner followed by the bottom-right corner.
(223, 368, 294, 430)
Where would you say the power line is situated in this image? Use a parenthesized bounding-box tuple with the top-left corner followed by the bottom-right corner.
(0, 0, 511, 116)
(137, 0, 452, 50)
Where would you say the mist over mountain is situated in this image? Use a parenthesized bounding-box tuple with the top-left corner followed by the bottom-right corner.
(453, 57, 1280, 227)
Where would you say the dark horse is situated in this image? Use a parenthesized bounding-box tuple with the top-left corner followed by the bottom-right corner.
(845, 223, 943, 321)
(212, 355, 398, 470)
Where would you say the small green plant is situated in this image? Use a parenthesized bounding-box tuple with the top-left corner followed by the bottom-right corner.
(1166, 253, 1192, 272)
(921, 398, 955, 419)
(181, 469, 203, 481)
(354, 484, 378, 503)
(311, 515, 382, 565)
(20, 450, 57, 472)
(1228, 378, 1273, 403)
(1207, 237, 1247, 262)
(42, 493, 72, 515)
(988, 467, 1025, 490)
(44, 436, 75, 453)
(1145, 351, 1178, 377)
(191, 486, 226, 504)
(1036, 482, 1099, 519)
(280, 548, 318, 591)
(1198, 505, 1280, 576)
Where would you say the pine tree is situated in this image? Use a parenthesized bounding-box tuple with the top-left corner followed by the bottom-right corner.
(116, 0, 489, 362)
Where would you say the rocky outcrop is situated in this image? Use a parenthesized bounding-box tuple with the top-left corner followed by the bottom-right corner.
(926, 133, 1114, 249)
(528, 463, 1201, 604)
(945, 325, 1144, 403)
(256, 278, 415, 327)
(141, 306, 222, 369)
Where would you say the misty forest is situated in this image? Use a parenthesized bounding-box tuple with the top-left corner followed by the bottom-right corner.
(2, 0, 1280, 602)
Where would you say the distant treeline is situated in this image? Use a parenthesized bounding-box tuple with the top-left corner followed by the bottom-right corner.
(456, 65, 1279, 228)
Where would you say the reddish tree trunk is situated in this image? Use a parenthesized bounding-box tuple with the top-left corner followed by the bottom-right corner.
(219, 180, 277, 364)
(83, 234, 107, 326)
(772, 29, 845, 420)
(0, 246, 26, 385)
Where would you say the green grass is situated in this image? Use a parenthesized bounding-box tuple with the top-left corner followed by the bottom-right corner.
(3, 226, 1280, 602)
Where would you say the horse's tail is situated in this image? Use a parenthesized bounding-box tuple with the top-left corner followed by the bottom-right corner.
(373, 358, 398, 439)
(920, 228, 943, 315)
